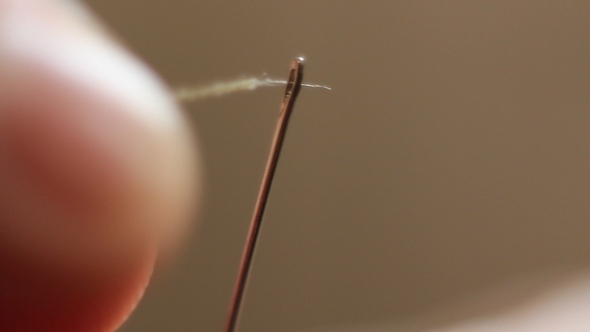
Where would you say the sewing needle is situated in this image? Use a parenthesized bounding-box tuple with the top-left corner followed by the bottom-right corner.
(224, 57, 304, 332)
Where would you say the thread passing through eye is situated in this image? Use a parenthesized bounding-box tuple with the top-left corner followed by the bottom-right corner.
(174, 76, 330, 102)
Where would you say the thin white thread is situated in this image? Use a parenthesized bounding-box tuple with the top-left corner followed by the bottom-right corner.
(174, 76, 331, 102)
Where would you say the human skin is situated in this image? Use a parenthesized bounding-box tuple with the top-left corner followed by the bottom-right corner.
(0, 0, 198, 330)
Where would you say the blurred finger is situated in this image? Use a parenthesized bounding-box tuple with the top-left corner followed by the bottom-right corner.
(0, 0, 199, 330)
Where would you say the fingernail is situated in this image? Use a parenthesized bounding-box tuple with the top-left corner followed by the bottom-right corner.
(0, 0, 185, 128)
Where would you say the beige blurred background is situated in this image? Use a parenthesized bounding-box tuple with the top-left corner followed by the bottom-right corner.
(83, 1, 590, 331)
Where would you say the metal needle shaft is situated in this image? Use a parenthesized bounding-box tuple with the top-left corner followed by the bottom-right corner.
(224, 58, 304, 332)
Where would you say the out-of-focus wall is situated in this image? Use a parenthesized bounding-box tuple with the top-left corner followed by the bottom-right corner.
(83, 1, 590, 331)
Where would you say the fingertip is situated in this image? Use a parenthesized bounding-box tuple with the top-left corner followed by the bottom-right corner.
(0, 0, 200, 329)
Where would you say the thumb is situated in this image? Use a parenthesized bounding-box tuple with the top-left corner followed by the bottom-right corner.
(0, 0, 199, 330)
